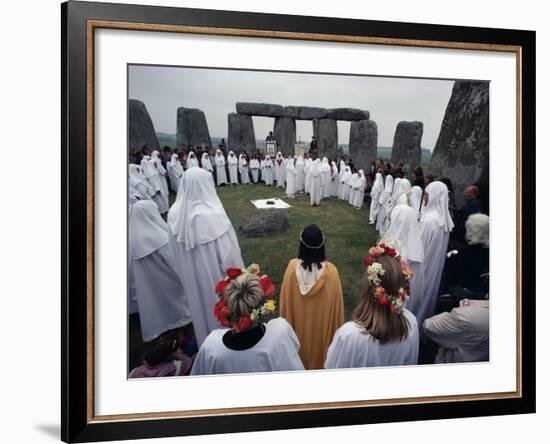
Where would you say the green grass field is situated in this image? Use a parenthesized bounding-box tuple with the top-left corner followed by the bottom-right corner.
(214, 183, 379, 318)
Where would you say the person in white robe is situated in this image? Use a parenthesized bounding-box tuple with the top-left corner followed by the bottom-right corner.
(330, 161, 339, 197)
(227, 151, 239, 185)
(382, 205, 425, 314)
(309, 159, 323, 206)
(166, 154, 184, 193)
(375, 175, 394, 233)
(285, 157, 297, 198)
(369, 172, 384, 224)
(410, 185, 424, 220)
(249, 156, 260, 183)
(336, 161, 346, 198)
(262, 155, 274, 185)
(295, 156, 305, 192)
(344, 170, 356, 203)
(416, 181, 455, 329)
(275, 152, 286, 188)
(167, 168, 244, 345)
(384, 177, 402, 228)
(351, 169, 367, 209)
(185, 151, 199, 169)
(214, 150, 228, 186)
(129, 164, 155, 206)
(321, 157, 331, 199)
(129, 200, 192, 342)
(200, 152, 214, 174)
(238, 153, 250, 184)
(151, 155, 170, 204)
(304, 156, 313, 194)
(338, 166, 351, 200)
(394, 178, 412, 207)
(423, 298, 489, 363)
(140, 157, 169, 214)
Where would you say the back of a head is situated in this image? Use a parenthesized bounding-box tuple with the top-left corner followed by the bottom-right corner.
(465, 213, 489, 247)
(224, 273, 264, 321)
(298, 224, 326, 271)
(353, 252, 410, 344)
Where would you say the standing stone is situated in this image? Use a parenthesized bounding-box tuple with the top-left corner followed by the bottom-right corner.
(228, 113, 256, 152)
(430, 81, 489, 207)
(390, 121, 423, 168)
(273, 117, 296, 155)
(349, 120, 378, 171)
(128, 99, 159, 152)
(176, 107, 212, 149)
(313, 119, 338, 159)
(236, 102, 284, 117)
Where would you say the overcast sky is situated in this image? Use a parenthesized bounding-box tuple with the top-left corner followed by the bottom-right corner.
(129, 65, 455, 150)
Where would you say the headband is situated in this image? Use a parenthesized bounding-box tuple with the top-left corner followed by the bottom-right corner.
(299, 229, 325, 249)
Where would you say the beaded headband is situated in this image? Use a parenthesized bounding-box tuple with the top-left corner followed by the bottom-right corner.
(299, 229, 325, 249)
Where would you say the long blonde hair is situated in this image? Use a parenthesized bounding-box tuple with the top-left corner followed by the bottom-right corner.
(352, 255, 410, 343)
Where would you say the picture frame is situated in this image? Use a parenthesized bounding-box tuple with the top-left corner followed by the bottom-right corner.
(61, 1, 536, 442)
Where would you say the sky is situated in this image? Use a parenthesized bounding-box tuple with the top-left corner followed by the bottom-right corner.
(129, 65, 455, 150)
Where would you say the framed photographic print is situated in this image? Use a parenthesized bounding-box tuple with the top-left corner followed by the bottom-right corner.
(62, 1, 536, 442)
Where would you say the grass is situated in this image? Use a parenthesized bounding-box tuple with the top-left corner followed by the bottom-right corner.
(213, 183, 379, 318)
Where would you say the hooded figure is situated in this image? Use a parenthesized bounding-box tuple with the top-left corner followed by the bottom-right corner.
(336, 161, 346, 198)
(285, 157, 297, 198)
(214, 149, 228, 186)
(375, 175, 394, 233)
(369, 173, 384, 224)
(321, 157, 331, 199)
(227, 151, 239, 185)
(416, 181, 455, 328)
(129, 164, 155, 206)
(200, 152, 214, 173)
(330, 161, 339, 197)
(185, 151, 199, 169)
(393, 178, 412, 207)
(344, 170, 356, 203)
(351, 169, 367, 209)
(410, 185, 424, 220)
(275, 152, 286, 188)
(167, 154, 184, 193)
(304, 157, 313, 194)
(129, 200, 192, 342)
(167, 168, 244, 345)
(309, 159, 323, 206)
(383, 205, 425, 317)
(140, 157, 169, 214)
(238, 153, 250, 184)
(338, 167, 351, 201)
(295, 156, 305, 192)
(249, 156, 260, 183)
(262, 155, 274, 185)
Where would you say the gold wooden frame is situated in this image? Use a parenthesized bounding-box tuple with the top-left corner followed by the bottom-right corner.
(86, 20, 523, 423)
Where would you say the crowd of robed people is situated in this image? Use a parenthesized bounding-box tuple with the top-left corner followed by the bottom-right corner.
(127, 142, 489, 377)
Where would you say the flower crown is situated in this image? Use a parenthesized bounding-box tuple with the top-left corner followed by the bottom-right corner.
(362, 242, 413, 314)
(214, 264, 277, 333)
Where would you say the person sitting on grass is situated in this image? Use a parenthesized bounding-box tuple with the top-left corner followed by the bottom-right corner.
(191, 265, 304, 375)
(279, 224, 344, 370)
(129, 328, 194, 378)
(325, 243, 419, 369)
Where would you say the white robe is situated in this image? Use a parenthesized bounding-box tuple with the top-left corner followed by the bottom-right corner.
(423, 300, 489, 363)
(141, 159, 169, 214)
(330, 163, 339, 197)
(191, 318, 305, 375)
(376, 176, 394, 233)
(295, 158, 305, 192)
(285, 160, 297, 198)
(325, 310, 419, 368)
(167, 156, 184, 193)
(338, 168, 351, 200)
(263, 157, 274, 185)
(321, 159, 331, 198)
(369, 173, 384, 224)
(309, 160, 322, 206)
(129, 201, 192, 342)
(214, 154, 228, 185)
(239, 156, 250, 184)
(250, 158, 260, 183)
(275, 157, 286, 187)
(351, 173, 367, 208)
(228, 155, 239, 184)
(304, 159, 313, 194)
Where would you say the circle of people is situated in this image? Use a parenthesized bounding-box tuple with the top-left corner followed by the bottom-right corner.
(128, 146, 489, 378)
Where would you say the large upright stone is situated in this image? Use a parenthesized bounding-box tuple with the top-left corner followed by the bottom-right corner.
(228, 113, 256, 152)
(176, 107, 212, 149)
(313, 118, 338, 159)
(327, 108, 370, 121)
(430, 81, 489, 207)
(273, 117, 296, 155)
(236, 102, 284, 117)
(349, 120, 378, 171)
(284, 106, 327, 120)
(390, 121, 423, 168)
(128, 99, 159, 152)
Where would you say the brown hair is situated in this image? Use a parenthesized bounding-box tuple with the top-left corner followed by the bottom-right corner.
(352, 255, 410, 344)
(224, 273, 264, 320)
